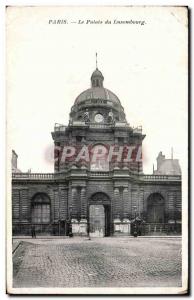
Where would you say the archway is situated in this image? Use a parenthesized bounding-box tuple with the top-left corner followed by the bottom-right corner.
(147, 193, 165, 223)
(89, 192, 111, 237)
(90, 144, 109, 171)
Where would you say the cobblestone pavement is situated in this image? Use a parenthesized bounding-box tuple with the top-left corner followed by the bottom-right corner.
(13, 237, 182, 288)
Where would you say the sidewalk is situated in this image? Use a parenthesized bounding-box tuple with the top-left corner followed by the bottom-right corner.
(12, 240, 22, 254)
(12, 235, 181, 239)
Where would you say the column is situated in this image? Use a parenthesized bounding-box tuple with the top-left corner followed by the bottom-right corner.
(168, 191, 175, 221)
(80, 187, 87, 219)
(139, 189, 144, 218)
(54, 190, 59, 222)
(113, 187, 121, 235)
(59, 187, 68, 220)
(128, 183, 132, 219)
(20, 189, 29, 222)
(71, 187, 79, 234)
(123, 187, 129, 219)
(122, 187, 130, 235)
(114, 187, 120, 219)
(80, 187, 87, 235)
(58, 186, 68, 235)
(71, 187, 78, 219)
(12, 189, 20, 220)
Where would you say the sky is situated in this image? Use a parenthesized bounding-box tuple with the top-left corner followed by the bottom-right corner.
(7, 6, 188, 174)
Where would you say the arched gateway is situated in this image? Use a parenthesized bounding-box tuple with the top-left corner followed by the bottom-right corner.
(147, 193, 165, 223)
(89, 192, 111, 237)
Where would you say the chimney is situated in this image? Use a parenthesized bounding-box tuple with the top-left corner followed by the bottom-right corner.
(156, 151, 165, 170)
(12, 150, 18, 169)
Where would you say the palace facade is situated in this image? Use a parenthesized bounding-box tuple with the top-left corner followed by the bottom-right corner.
(12, 66, 182, 236)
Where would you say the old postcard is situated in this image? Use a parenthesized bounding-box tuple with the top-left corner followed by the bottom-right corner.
(6, 6, 188, 294)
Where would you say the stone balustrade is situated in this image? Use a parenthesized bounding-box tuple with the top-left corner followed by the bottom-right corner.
(12, 173, 55, 179)
(12, 171, 181, 182)
(54, 122, 133, 130)
(89, 171, 110, 177)
(133, 126, 142, 134)
(89, 123, 113, 129)
(54, 123, 67, 132)
(139, 174, 181, 181)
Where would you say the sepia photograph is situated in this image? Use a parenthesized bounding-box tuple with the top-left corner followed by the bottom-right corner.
(6, 6, 188, 295)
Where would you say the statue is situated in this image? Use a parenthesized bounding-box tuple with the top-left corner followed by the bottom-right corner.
(108, 110, 114, 123)
(83, 109, 90, 123)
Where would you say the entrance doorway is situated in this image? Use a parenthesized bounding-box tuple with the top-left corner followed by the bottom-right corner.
(89, 192, 111, 237)
(89, 205, 104, 237)
(147, 193, 165, 223)
(89, 204, 111, 237)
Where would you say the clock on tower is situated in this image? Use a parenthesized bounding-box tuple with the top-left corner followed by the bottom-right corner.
(94, 113, 104, 123)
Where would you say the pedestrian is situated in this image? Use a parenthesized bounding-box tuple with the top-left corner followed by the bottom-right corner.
(138, 227, 142, 236)
(133, 224, 138, 238)
(31, 224, 36, 238)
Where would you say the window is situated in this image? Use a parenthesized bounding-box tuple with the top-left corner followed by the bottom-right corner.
(76, 136, 82, 142)
(90, 145, 109, 171)
(31, 193, 50, 224)
(118, 137, 124, 144)
(32, 204, 50, 223)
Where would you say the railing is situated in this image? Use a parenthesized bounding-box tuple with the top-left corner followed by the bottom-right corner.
(89, 171, 110, 177)
(12, 171, 181, 182)
(12, 223, 67, 236)
(13, 222, 182, 236)
(54, 122, 132, 131)
(140, 174, 181, 181)
(54, 123, 67, 132)
(12, 173, 55, 180)
(89, 123, 114, 129)
(133, 126, 142, 134)
(131, 223, 182, 236)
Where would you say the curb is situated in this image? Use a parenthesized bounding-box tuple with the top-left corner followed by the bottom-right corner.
(12, 235, 182, 240)
(12, 242, 21, 255)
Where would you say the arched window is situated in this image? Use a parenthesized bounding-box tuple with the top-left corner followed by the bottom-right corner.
(90, 144, 109, 171)
(31, 193, 50, 224)
(147, 193, 164, 223)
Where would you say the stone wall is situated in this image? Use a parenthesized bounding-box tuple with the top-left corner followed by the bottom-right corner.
(12, 176, 182, 236)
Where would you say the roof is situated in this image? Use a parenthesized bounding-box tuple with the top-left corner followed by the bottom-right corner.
(91, 68, 104, 78)
(12, 166, 22, 173)
(74, 87, 121, 105)
(154, 159, 181, 175)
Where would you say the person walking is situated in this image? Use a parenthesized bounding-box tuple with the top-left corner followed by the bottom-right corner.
(133, 224, 138, 238)
(31, 224, 36, 238)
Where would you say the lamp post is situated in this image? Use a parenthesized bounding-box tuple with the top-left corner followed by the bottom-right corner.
(68, 205, 73, 237)
(87, 203, 91, 240)
(132, 205, 138, 237)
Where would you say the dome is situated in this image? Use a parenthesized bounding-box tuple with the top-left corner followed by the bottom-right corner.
(70, 67, 127, 123)
(74, 67, 121, 106)
(91, 68, 104, 79)
(75, 87, 121, 105)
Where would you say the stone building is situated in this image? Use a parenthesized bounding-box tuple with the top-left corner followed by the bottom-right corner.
(12, 150, 21, 173)
(12, 67, 182, 236)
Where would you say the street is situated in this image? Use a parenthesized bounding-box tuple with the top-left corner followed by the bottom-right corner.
(13, 237, 182, 288)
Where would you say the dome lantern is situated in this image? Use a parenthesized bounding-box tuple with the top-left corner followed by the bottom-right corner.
(91, 68, 104, 88)
(71, 58, 127, 124)
(91, 53, 104, 87)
